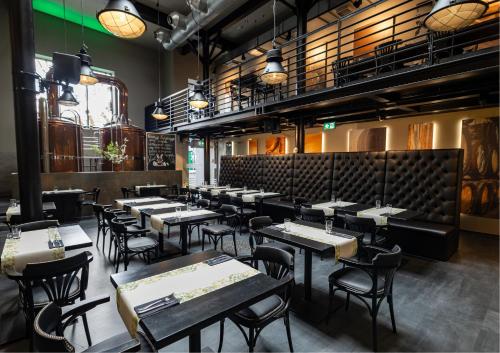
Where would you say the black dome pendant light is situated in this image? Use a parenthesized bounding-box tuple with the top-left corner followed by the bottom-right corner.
(261, 0, 287, 85)
(97, 0, 146, 39)
(189, 9, 209, 110)
(424, 0, 488, 32)
(152, 0, 168, 120)
(78, 0, 98, 85)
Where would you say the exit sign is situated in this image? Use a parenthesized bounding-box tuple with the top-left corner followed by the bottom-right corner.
(323, 121, 336, 130)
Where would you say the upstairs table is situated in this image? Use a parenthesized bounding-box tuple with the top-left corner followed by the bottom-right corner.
(110, 250, 288, 352)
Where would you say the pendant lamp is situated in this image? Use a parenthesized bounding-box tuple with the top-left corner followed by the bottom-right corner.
(58, 85, 79, 106)
(424, 0, 488, 32)
(261, 0, 287, 85)
(78, 0, 98, 85)
(189, 11, 209, 109)
(97, 0, 146, 39)
(151, 2, 168, 120)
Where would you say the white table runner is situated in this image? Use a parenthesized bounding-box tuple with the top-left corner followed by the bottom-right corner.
(115, 197, 164, 210)
(242, 192, 280, 203)
(135, 185, 166, 192)
(42, 189, 84, 194)
(151, 209, 215, 232)
(227, 190, 259, 197)
(199, 186, 226, 192)
(5, 206, 20, 222)
(275, 223, 357, 260)
(210, 187, 243, 196)
(130, 202, 185, 218)
(0, 228, 65, 276)
(116, 259, 260, 336)
(357, 207, 406, 226)
(311, 201, 356, 216)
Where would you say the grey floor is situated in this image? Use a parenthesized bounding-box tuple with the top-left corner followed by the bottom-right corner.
(1, 217, 499, 352)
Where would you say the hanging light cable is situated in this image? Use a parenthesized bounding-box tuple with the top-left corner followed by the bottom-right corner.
(152, 0, 168, 120)
(189, 8, 209, 110)
(261, 0, 287, 85)
(78, 0, 98, 85)
(424, 0, 488, 32)
(58, 0, 79, 106)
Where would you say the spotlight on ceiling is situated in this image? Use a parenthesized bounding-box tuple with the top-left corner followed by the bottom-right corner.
(424, 0, 488, 32)
(187, 0, 208, 13)
(167, 12, 188, 30)
(97, 0, 147, 39)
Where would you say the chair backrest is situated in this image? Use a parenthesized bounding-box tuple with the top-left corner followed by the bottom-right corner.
(372, 245, 402, 294)
(22, 251, 93, 321)
(179, 187, 189, 195)
(196, 199, 210, 209)
(18, 220, 59, 232)
(248, 216, 273, 251)
(200, 191, 212, 200)
(103, 208, 119, 225)
(110, 218, 128, 236)
(300, 207, 325, 224)
(33, 303, 74, 352)
(120, 187, 129, 199)
(177, 195, 189, 203)
(218, 204, 238, 216)
(230, 196, 244, 208)
(218, 194, 231, 206)
(92, 188, 100, 203)
(344, 214, 377, 244)
(253, 245, 293, 281)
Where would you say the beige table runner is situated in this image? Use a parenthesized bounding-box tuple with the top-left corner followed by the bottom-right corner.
(227, 190, 259, 197)
(275, 223, 357, 260)
(0, 228, 65, 276)
(311, 201, 356, 216)
(199, 186, 226, 192)
(6, 206, 20, 222)
(242, 192, 280, 203)
(42, 189, 84, 194)
(357, 206, 405, 226)
(150, 209, 215, 232)
(130, 202, 185, 218)
(210, 187, 242, 196)
(116, 259, 259, 336)
(115, 197, 164, 210)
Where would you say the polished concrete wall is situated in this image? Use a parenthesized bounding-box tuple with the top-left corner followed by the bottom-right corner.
(11, 171, 182, 206)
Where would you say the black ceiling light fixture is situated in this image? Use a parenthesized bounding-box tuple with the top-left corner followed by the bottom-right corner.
(58, 85, 79, 106)
(78, 0, 98, 85)
(97, 0, 146, 39)
(189, 8, 209, 110)
(151, 1, 168, 120)
(424, 0, 488, 32)
(261, 0, 287, 85)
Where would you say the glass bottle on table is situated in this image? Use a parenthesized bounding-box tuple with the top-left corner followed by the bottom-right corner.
(376, 199, 381, 209)
(325, 220, 333, 234)
(386, 204, 392, 215)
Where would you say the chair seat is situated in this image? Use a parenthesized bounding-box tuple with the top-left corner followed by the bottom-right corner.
(202, 224, 233, 236)
(33, 277, 81, 307)
(329, 267, 385, 295)
(79, 200, 95, 207)
(126, 225, 149, 234)
(83, 331, 154, 352)
(127, 237, 158, 252)
(240, 208, 256, 215)
(234, 294, 285, 322)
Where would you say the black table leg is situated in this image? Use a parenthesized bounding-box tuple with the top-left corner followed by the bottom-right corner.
(158, 231, 164, 252)
(141, 212, 146, 229)
(189, 330, 201, 352)
(180, 223, 189, 255)
(304, 249, 312, 301)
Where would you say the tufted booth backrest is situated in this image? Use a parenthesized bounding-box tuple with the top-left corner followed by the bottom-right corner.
(263, 155, 294, 199)
(292, 153, 335, 203)
(332, 152, 387, 205)
(240, 155, 264, 189)
(383, 149, 463, 226)
(219, 156, 241, 187)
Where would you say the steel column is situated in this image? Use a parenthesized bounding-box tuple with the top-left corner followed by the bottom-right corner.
(203, 135, 211, 183)
(295, 0, 310, 95)
(295, 117, 305, 153)
(8, 0, 43, 221)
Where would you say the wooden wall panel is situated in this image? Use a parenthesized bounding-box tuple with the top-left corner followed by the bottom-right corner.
(407, 123, 433, 150)
(304, 132, 322, 153)
(349, 127, 386, 152)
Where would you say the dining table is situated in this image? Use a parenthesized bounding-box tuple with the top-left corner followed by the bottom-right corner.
(5, 202, 57, 223)
(110, 250, 288, 352)
(135, 185, 167, 197)
(42, 189, 86, 223)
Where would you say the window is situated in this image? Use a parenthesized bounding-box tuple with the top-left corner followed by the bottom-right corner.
(35, 54, 117, 127)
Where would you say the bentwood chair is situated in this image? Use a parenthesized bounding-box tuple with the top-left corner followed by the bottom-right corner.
(218, 245, 295, 352)
(217, 193, 231, 208)
(375, 40, 403, 74)
(189, 188, 200, 205)
(17, 251, 94, 348)
(327, 245, 402, 352)
(78, 188, 100, 217)
(300, 206, 325, 224)
(201, 205, 239, 256)
(120, 187, 135, 199)
(293, 197, 309, 218)
(344, 214, 386, 246)
(230, 196, 257, 233)
(103, 208, 136, 259)
(92, 204, 111, 250)
(200, 191, 217, 209)
(110, 219, 158, 273)
(18, 220, 59, 232)
(33, 299, 156, 352)
(182, 199, 211, 248)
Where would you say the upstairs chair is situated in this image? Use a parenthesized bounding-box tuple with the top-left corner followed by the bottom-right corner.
(218, 245, 295, 353)
(92, 204, 112, 250)
(33, 299, 155, 352)
(333, 56, 359, 86)
(120, 187, 135, 199)
(327, 245, 402, 352)
(344, 214, 386, 247)
(18, 251, 94, 348)
(375, 39, 403, 74)
(293, 197, 309, 219)
(201, 204, 239, 256)
(428, 31, 464, 64)
(78, 188, 100, 218)
(110, 219, 159, 273)
(300, 206, 325, 224)
(230, 196, 257, 233)
(230, 85, 251, 110)
(18, 220, 59, 232)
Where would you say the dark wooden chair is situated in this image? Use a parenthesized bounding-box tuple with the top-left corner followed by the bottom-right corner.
(189, 188, 200, 205)
(17, 251, 93, 348)
(230, 196, 257, 233)
(428, 31, 464, 64)
(201, 204, 239, 256)
(200, 191, 217, 209)
(120, 187, 135, 199)
(18, 220, 59, 232)
(103, 208, 136, 259)
(300, 206, 325, 224)
(33, 299, 155, 352)
(293, 197, 309, 218)
(218, 245, 295, 352)
(344, 214, 386, 246)
(375, 40, 403, 74)
(333, 56, 359, 86)
(327, 245, 402, 352)
(110, 219, 158, 273)
(230, 85, 251, 110)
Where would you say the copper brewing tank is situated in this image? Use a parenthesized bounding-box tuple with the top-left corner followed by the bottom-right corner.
(100, 124, 144, 171)
(44, 119, 83, 172)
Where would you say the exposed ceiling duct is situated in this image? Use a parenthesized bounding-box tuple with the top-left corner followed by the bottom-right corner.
(162, 0, 247, 50)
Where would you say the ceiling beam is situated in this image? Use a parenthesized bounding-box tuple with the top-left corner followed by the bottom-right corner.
(134, 2, 173, 30)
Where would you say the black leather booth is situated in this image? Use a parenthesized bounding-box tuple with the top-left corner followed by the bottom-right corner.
(218, 149, 464, 261)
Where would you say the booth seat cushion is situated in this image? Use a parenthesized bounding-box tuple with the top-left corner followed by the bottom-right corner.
(388, 218, 458, 261)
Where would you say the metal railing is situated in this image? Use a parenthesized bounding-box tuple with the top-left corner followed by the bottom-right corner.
(146, 0, 499, 131)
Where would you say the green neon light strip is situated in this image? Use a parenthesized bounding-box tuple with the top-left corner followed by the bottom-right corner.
(32, 0, 111, 36)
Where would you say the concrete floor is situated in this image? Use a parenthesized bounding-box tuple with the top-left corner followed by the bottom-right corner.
(1, 218, 498, 352)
